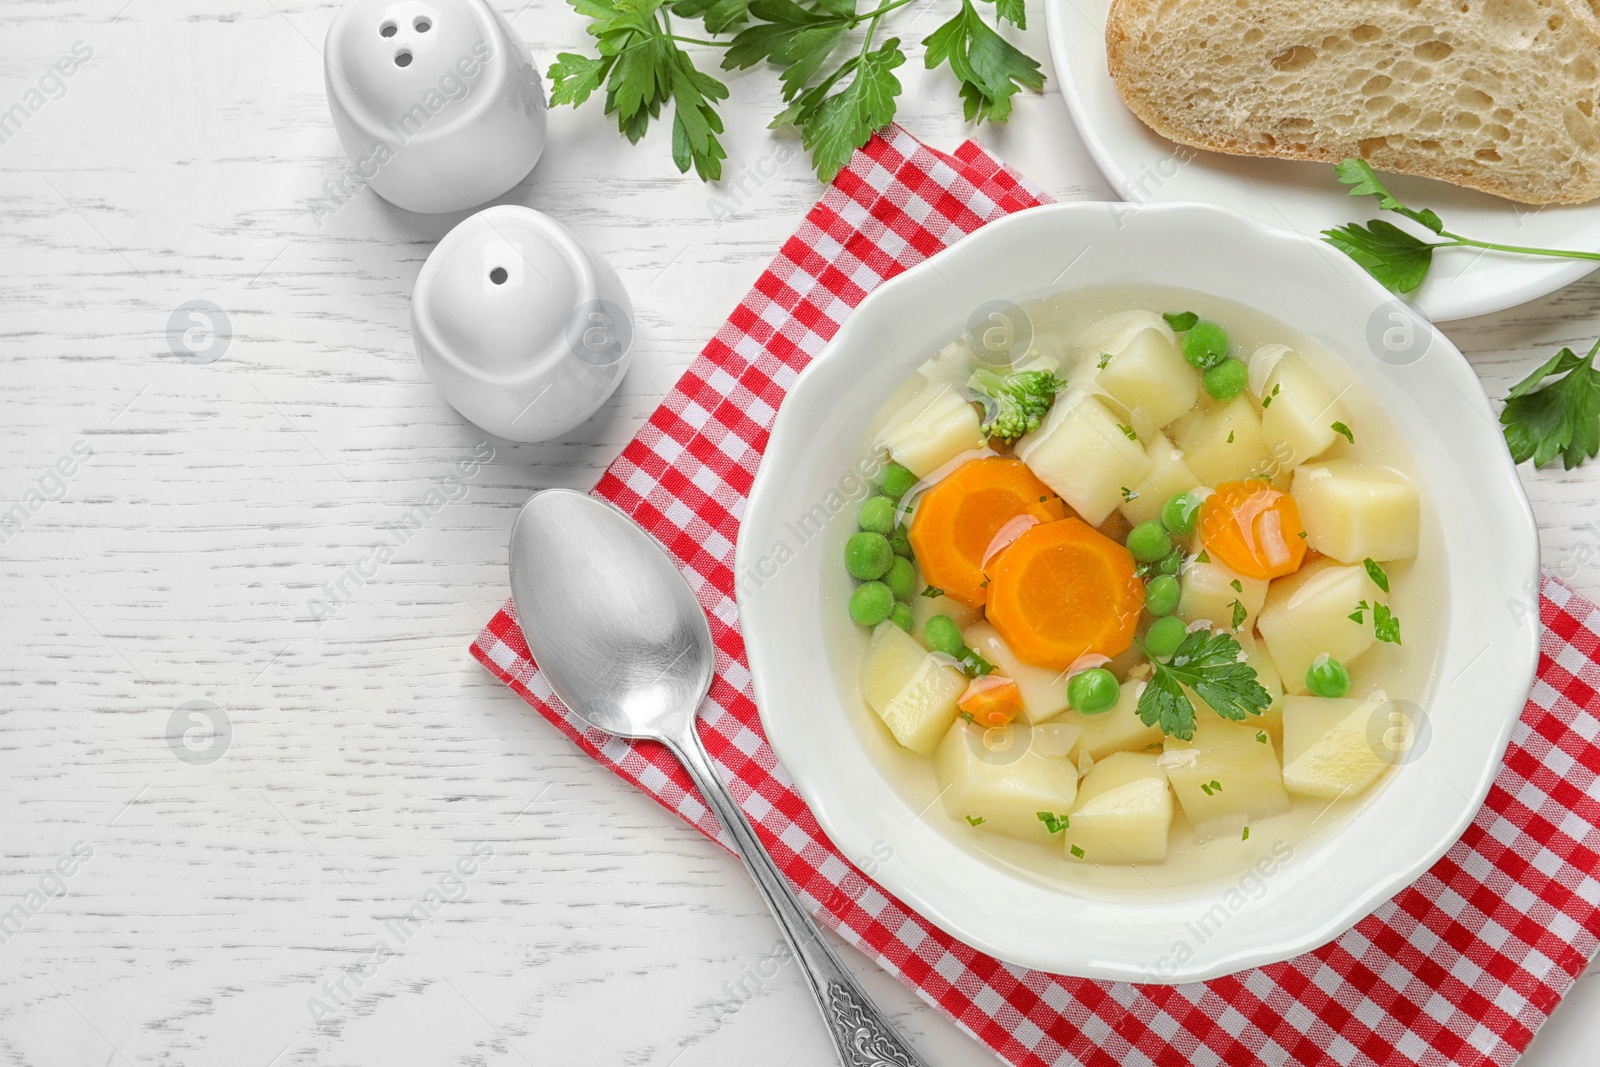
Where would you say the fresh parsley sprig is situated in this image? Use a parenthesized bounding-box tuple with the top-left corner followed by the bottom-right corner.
(551, 0, 1044, 182)
(549, 0, 731, 180)
(1136, 629, 1273, 742)
(1500, 338, 1600, 470)
(1322, 159, 1600, 470)
(1323, 159, 1600, 294)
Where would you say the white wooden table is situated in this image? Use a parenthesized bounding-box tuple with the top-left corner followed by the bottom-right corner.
(1, 2, 1596, 1064)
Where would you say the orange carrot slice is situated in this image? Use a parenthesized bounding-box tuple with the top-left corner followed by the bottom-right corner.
(985, 518, 1143, 670)
(958, 676, 1024, 727)
(1198, 481, 1308, 580)
(907, 458, 1066, 609)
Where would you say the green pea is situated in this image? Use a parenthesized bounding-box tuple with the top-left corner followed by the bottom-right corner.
(884, 556, 917, 600)
(1126, 520, 1171, 564)
(1145, 574, 1181, 616)
(1203, 358, 1248, 401)
(1157, 547, 1185, 575)
(858, 495, 896, 534)
(888, 523, 914, 559)
(1160, 491, 1201, 537)
(845, 532, 893, 580)
(1305, 654, 1351, 698)
(1068, 668, 1120, 715)
(1145, 615, 1189, 659)
(1181, 321, 1229, 370)
(849, 582, 894, 626)
(880, 463, 917, 501)
(923, 614, 965, 658)
(889, 603, 914, 632)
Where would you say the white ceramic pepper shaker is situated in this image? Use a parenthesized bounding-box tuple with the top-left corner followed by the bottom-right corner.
(412, 206, 634, 442)
(323, 0, 546, 214)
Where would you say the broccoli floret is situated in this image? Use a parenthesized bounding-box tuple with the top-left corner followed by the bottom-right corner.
(967, 367, 1066, 440)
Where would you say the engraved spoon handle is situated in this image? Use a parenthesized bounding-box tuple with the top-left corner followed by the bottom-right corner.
(666, 724, 927, 1067)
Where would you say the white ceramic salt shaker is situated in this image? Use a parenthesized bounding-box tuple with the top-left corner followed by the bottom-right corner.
(412, 206, 634, 442)
(323, 0, 546, 214)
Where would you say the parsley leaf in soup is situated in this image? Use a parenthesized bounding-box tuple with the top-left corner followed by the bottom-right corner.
(1136, 629, 1272, 741)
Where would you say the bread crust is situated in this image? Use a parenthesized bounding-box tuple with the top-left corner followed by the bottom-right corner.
(1105, 0, 1600, 205)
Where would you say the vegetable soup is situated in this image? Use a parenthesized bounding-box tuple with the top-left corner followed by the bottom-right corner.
(823, 285, 1443, 891)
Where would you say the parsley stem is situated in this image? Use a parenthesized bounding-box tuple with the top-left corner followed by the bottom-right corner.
(849, 0, 919, 25)
(1437, 232, 1600, 262)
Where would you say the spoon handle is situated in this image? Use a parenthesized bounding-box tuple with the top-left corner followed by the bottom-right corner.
(667, 724, 929, 1067)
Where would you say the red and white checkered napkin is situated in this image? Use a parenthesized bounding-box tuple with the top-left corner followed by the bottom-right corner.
(472, 125, 1600, 1067)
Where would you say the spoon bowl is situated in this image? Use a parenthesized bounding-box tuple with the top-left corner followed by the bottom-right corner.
(509, 489, 711, 739)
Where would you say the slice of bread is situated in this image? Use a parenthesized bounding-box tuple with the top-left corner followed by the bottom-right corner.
(1106, 0, 1600, 204)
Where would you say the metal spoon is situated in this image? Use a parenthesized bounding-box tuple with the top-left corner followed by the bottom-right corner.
(510, 488, 925, 1067)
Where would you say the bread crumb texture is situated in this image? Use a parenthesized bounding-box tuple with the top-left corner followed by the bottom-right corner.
(1106, 0, 1600, 203)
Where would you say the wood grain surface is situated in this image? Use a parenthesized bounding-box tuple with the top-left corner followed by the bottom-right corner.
(0, 1, 1595, 1064)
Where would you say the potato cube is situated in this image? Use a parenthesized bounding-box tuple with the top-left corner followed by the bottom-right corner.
(1060, 752, 1174, 864)
(876, 380, 986, 478)
(1160, 718, 1290, 830)
(1062, 679, 1164, 761)
(963, 622, 1071, 724)
(1178, 559, 1268, 632)
(1119, 434, 1201, 527)
(1281, 694, 1395, 800)
(1260, 353, 1345, 467)
(935, 720, 1080, 842)
(1291, 460, 1421, 564)
(861, 623, 967, 755)
(1171, 397, 1272, 486)
(1096, 327, 1202, 431)
(1016, 388, 1152, 525)
(1257, 561, 1383, 695)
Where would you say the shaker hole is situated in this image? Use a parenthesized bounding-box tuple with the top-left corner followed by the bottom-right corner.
(489, 267, 508, 284)
(415, 17, 432, 31)
(379, 21, 397, 36)
(395, 50, 413, 67)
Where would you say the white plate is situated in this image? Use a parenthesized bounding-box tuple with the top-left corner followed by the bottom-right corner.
(1046, 0, 1600, 323)
(736, 201, 1541, 982)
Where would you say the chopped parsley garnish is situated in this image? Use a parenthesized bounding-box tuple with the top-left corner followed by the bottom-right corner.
(959, 647, 995, 675)
(1229, 579, 1243, 592)
(1097, 351, 1113, 370)
(1261, 383, 1280, 409)
(1120, 486, 1139, 502)
(1373, 603, 1402, 645)
(1195, 549, 1211, 564)
(1226, 430, 1235, 444)
(1363, 558, 1391, 593)
(1136, 629, 1273, 741)
(1350, 600, 1403, 645)
(965, 815, 985, 826)
(1118, 423, 1138, 442)
(1163, 311, 1199, 332)
(1069, 844, 1086, 859)
(1036, 811, 1069, 834)
(958, 711, 975, 723)
(921, 585, 944, 598)
(1200, 779, 1222, 796)
(1242, 826, 1251, 841)
(1332, 420, 1354, 444)
(1255, 731, 1268, 744)
(1230, 599, 1248, 631)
